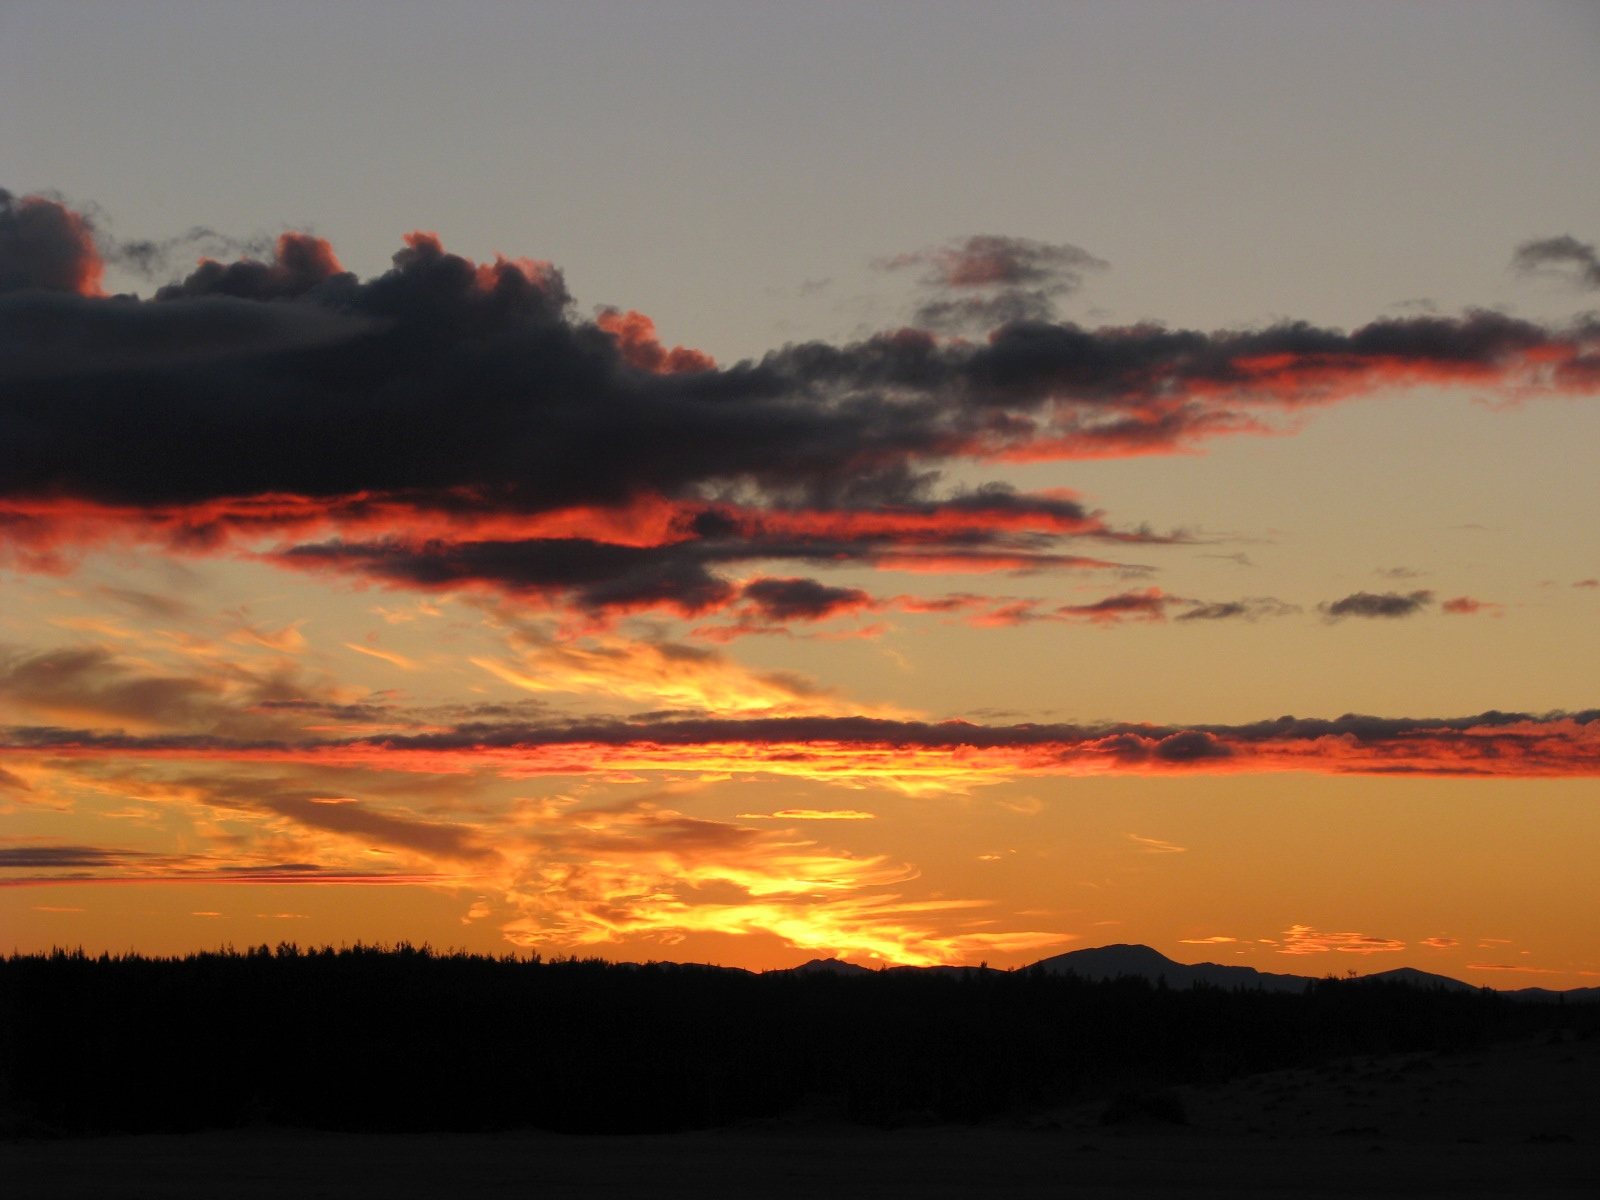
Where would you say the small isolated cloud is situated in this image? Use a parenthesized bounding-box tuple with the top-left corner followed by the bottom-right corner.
(1056, 588, 1174, 625)
(1176, 597, 1299, 622)
(1277, 924, 1406, 955)
(1320, 590, 1433, 620)
(1179, 935, 1238, 945)
(344, 642, 420, 671)
(879, 234, 1107, 332)
(737, 809, 877, 821)
(1126, 833, 1187, 854)
(1574, 579, 1598, 589)
(1441, 596, 1503, 617)
(1376, 566, 1424, 580)
(1420, 936, 1459, 949)
(1513, 235, 1600, 291)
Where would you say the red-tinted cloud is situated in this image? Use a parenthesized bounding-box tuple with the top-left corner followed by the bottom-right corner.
(0, 191, 103, 296)
(596, 308, 715, 374)
(5, 200, 1599, 627)
(6, 709, 1596, 785)
(1441, 595, 1503, 616)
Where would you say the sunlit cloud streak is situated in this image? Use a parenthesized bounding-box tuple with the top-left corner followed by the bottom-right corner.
(1277, 924, 1406, 955)
(469, 630, 897, 717)
(485, 797, 1062, 964)
(5, 709, 1596, 788)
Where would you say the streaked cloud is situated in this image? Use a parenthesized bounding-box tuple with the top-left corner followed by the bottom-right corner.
(1277, 924, 1406, 956)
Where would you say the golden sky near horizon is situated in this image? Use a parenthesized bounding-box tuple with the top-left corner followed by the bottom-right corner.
(2, 3, 1597, 985)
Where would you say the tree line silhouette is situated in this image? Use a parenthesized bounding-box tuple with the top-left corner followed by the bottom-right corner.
(1, 944, 1591, 1136)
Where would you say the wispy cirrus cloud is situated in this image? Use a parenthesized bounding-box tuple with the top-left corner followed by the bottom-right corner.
(1277, 924, 1406, 956)
(1513, 235, 1600, 291)
(877, 234, 1109, 332)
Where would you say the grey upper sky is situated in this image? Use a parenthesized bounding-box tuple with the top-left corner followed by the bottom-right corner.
(5, 1, 1597, 360)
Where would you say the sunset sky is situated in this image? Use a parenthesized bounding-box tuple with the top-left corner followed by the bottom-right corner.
(2, 2, 1597, 983)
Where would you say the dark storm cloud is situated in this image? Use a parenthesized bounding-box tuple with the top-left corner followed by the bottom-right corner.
(0, 845, 150, 869)
(1, 207, 1594, 514)
(1320, 590, 1434, 620)
(3, 192, 1598, 633)
(0, 191, 102, 295)
(1150, 730, 1234, 762)
(739, 577, 873, 621)
(277, 534, 1124, 616)
(1513, 236, 1600, 291)
(279, 538, 735, 615)
(153, 231, 355, 301)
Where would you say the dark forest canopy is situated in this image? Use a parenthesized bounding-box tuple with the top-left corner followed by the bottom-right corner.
(2, 944, 1592, 1138)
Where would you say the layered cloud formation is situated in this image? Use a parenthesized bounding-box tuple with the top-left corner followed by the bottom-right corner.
(3, 192, 1597, 963)
(4, 194, 1597, 609)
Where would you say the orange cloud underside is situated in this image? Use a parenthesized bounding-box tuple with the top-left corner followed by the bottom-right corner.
(8, 718, 1595, 789)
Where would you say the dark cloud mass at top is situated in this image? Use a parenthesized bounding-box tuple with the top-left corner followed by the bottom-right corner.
(2, 192, 1599, 618)
(3, 193, 1595, 512)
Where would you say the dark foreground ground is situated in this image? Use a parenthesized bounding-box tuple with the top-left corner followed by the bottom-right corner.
(7, 1033, 1596, 1199)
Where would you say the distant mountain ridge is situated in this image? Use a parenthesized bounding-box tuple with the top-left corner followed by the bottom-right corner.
(763, 943, 1600, 1001)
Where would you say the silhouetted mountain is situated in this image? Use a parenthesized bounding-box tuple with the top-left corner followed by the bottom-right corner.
(761, 945, 1591, 1001)
(1030, 943, 1311, 993)
(1361, 966, 1477, 993)
(1503, 986, 1600, 1004)
(779, 957, 875, 976)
